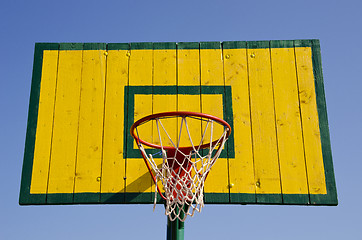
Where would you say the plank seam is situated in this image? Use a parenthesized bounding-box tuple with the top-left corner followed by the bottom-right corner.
(245, 42, 257, 202)
(269, 41, 284, 204)
(72, 48, 84, 203)
(246, 42, 257, 203)
(99, 47, 109, 201)
(151, 44, 155, 196)
(198, 43, 204, 173)
(293, 40, 311, 204)
(45, 47, 60, 203)
(124, 46, 131, 201)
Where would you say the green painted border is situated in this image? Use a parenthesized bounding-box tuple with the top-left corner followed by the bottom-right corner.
(247, 40, 270, 49)
(60, 43, 83, 50)
(153, 42, 176, 50)
(200, 41, 221, 49)
(270, 40, 294, 48)
(130, 42, 153, 50)
(47, 193, 73, 204)
(125, 193, 153, 203)
(101, 192, 126, 203)
(73, 193, 100, 204)
(256, 194, 282, 204)
(309, 39, 338, 205)
(230, 193, 256, 204)
(222, 41, 246, 49)
(83, 43, 106, 50)
(177, 42, 199, 50)
(204, 193, 229, 204)
(20, 40, 337, 206)
(107, 43, 129, 50)
(283, 194, 309, 205)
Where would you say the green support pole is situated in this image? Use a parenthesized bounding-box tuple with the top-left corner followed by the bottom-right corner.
(166, 208, 184, 240)
(166, 217, 184, 240)
(167, 217, 172, 240)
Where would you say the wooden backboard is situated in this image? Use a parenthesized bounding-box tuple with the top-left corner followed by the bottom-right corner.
(20, 40, 337, 205)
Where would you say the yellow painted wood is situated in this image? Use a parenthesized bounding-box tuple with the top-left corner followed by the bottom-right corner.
(127, 49, 153, 193)
(200, 48, 223, 86)
(125, 158, 153, 192)
(177, 48, 201, 146)
(74, 50, 106, 193)
(199, 48, 228, 193)
(177, 49, 200, 86)
(101, 50, 128, 193)
(153, 49, 177, 86)
(295, 47, 327, 194)
(223, 48, 255, 194)
(271, 47, 309, 194)
(30, 50, 58, 194)
(47, 50, 83, 194)
(129, 49, 153, 86)
(248, 48, 281, 194)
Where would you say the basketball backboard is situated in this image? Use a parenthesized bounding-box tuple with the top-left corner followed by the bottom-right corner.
(20, 40, 337, 206)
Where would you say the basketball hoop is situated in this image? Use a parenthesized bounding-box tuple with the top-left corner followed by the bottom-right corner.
(130, 111, 231, 222)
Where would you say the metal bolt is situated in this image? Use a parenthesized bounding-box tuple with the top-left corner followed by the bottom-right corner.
(256, 181, 260, 187)
(126, 52, 131, 57)
(229, 183, 234, 188)
(250, 53, 255, 58)
(225, 54, 230, 59)
(97, 177, 101, 182)
(104, 52, 108, 56)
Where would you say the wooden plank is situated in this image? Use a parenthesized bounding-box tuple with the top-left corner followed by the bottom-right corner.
(30, 50, 59, 194)
(126, 43, 153, 203)
(177, 42, 201, 146)
(20, 43, 59, 205)
(247, 41, 282, 203)
(199, 42, 229, 203)
(223, 42, 256, 203)
(152, 42, 177, 146)
(73, 45, 107, 203)
(47, 43, 83, 203)
(100, 44, 129, 203)
(200, 42, 224, 141)
(270, 41, 309, 204)
(294, 42, 327, 202)
(152, 43, 177, 200)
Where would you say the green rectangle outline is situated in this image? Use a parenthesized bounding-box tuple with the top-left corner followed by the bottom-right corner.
(124, 85, 235, 159)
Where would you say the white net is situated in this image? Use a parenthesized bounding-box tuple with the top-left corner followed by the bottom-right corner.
(134, 114, 230, 222)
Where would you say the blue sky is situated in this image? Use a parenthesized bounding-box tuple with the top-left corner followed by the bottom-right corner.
(1, 0, 361, 239)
